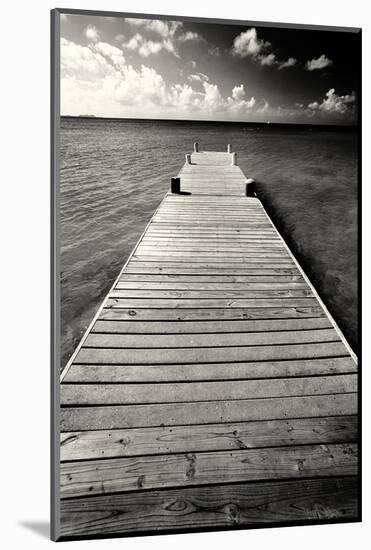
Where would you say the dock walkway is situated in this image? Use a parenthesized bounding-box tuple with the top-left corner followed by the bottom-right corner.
(59, 147, 358, 538)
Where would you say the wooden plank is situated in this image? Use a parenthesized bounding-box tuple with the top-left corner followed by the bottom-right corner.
(84, 329, 338, 349)
(124, 266, 300, 275)
(60, 393, 357, 431)
(60, 374, 356, 406)
(59, 476, 358, 537)
(92, 317, 332, 333)
(60, 415, 358, 461)
(105, 298, 318, 309)
(99, 306, 326, 321)
(64, 357, 356, 383)
(110, 289, 313, 299)
(118, 274, 305, 282)
(60, 443, 357, 497)
(75, 341, 346, 365)
(132, 257, 294, 264)
(115, 281, 309, 290)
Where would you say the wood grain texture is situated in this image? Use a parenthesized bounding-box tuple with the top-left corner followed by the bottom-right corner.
(92, 317, 332, 334)
(60, 393, 357, 431)
(60, 443, 357, 497)
(83, 328, 337, 348)
(75, 341, 347, 365)
(60, 415, 357, 461)
(60, 149, 358, 535)
(64, 357, 356, 383)
(99, 306, 326, 321)
(59, 477, 358, 537)
(60, 375, 357, 405)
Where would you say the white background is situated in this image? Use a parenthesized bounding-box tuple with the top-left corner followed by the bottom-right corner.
(2, 0, 369, 547)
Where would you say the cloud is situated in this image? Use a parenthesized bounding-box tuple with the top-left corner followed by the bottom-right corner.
(305, 54, 333, 71)
(122, 33, 177, 57)
(61, 38, 261, 119)
(187, 72, 209, 83)
(227, 84, 256, 113)
(178, 31, 205, 43)
(257, 99, 269, 113)
(231, 84, 246, 102)
(115, 34, 125, 42)
(307, 88, 356, 115)
(232, 28, 270, 58)
(232, 28, 296, 70)
(278, 57, 297, 69)
(85, 24, 100, 43)
(138, 19, 182, 38)
(259, 53, 276, 66)
(125, 18, 182, 39)
(61, 37, 112, 81)
(92, 41, 126, 67)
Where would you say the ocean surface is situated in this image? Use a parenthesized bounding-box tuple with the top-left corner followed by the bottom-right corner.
(60, 118, 358, 369)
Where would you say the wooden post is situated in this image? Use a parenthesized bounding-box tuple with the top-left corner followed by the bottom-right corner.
(194, 142, 199, 152)
(227, 144, 232, 153)
(245, 178, 255, 197)
(171, 177, 181, 194)
(185, 154, 191, 164)
(231, 152, 237, 166)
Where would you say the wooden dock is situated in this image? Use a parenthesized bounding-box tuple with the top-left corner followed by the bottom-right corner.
(59, 146, 358, 539)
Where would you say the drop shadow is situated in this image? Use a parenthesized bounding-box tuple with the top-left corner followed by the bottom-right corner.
(173, 191, 192, 195)
(18, 521, 50, 539)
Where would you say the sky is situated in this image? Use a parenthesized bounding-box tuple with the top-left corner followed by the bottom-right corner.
(59, 12, 360, 125)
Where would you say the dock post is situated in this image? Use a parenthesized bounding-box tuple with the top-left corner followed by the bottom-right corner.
(231, 152, 237, 165)
(194, 142, 199, 152)
(171, 177, 181, 194)
(245, 178, 255, 197)
(227, 144, 232, 153)
(185, 154, 191, 164)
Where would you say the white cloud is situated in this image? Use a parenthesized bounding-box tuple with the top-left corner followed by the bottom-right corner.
(142, 19, 182, 38)
(257, 99, 269, 113)
(232, 28, 270, 58)
(231, 84, 246, 101)
(305, 54, 332, 71)
(62, 38, 261, 119)
(308, 101, 320, 110)
(307, 88, 355, 115)
(61, 38, 112, 81)
(187, 72, 209, 83)
(123, 33, 177, 57)
(92, 42, 126, 67)
(278, 57, 297, 69)
(85, 24, 100, 43)
(227, 85, 256, 114)
(259, 53, 276, 66)
(178, 31, 204, 43)
(232, 28, 296, 70)
(115, 34, 125, 42)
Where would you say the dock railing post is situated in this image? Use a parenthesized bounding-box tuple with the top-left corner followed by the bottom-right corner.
(194, 142, 199, 152)
(245, 178, 255, 197)
(227, 144, 232, 153)
(185, 153, 191, 164)
(171, 177, 181, 194)
(231, 152, 237, 166)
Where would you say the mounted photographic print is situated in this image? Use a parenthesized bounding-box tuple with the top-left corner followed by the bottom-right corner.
(51, 8, 361, 541)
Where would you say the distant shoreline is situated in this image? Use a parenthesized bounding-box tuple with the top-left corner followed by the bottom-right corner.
(61, 115, 356, 131)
